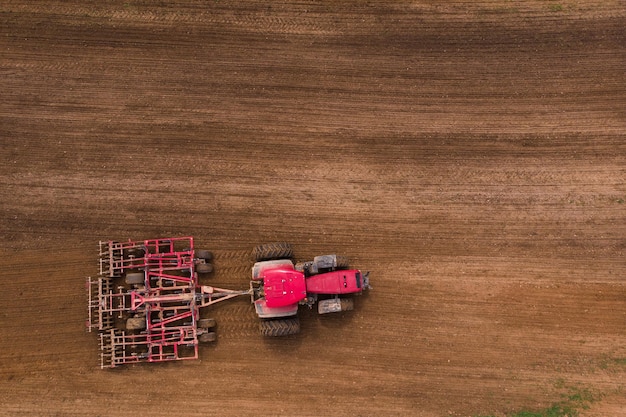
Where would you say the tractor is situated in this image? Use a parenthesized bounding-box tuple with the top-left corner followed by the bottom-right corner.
(250, 242, 371, 336)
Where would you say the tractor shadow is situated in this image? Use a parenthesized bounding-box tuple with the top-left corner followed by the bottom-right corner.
(313, 309, 355, 331)
(261, 329, 304, 353)
(260, 293, 372, 354)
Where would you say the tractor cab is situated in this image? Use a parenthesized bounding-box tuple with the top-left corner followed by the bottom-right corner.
(305, 269, 366, 295)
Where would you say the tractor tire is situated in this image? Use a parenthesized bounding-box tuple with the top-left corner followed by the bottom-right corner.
(197, 318, 216, 329)
(196, 262, 213, 274)
(199, 332, 217, 343)
(335, 255, 349, 269)
(195, 249, 213, 261)
(126, 317, 146, 331)
(340, 298, 354, 311)
(259, 317, 300, 337)
(254, 242, 293, 262)
(124, 247, 145, 258)
(125, 272, 145, 285)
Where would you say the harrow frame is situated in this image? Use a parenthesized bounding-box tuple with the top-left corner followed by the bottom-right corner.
(87, 236, 249, 368)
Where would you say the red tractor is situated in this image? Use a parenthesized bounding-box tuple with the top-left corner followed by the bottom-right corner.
(250, 243, 371, 336)
(87, 237, 370, 367)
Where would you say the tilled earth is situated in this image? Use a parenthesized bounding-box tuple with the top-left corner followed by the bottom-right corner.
(0, 1, 625, 416)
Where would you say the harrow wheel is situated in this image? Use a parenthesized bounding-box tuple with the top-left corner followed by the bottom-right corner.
(195, 249, 213, 261)
(125, 272, 145, 285)
(199, 332, 217, 343)
(198, 318, 216, 329)
(126, 317, 146, 331)
(259, 317, 300, 337)
(196, 262, 213, 274)
(253, 242, 293, 262)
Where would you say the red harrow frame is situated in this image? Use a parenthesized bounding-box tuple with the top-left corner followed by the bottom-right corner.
(87, 237, 249, 368)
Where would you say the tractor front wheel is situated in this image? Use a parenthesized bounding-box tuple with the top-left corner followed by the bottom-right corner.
(340, 298, 354, 311)
(335, 255, 349, 269)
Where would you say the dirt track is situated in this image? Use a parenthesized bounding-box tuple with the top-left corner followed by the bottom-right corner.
(1, 1, 625, 416)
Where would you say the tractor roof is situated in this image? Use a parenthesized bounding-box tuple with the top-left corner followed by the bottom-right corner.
(263, 268, 307, 308)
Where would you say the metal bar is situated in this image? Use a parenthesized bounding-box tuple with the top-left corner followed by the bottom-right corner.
(199, 291, 251, 308)
(86, 277, 93, 332)
(144, 237, 194, 255)
(145, 253, 194, 272)
(131, 290, 195, 311)
(198, 286, 251, 307)
(149, 311, 193, 329)
(88, 237, 244, 367)
(147, 271, 194, 286)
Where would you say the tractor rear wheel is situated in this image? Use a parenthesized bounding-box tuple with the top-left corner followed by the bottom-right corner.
(259, 317, 300, 337)
(254, 242, 293, 262)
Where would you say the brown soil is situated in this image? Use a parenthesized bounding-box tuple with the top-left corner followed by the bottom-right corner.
(1, 1, 624, 416)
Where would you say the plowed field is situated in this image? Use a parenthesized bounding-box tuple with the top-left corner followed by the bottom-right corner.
(1, 1, 624, 416)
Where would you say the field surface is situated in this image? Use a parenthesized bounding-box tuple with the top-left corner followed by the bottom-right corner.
(1, 1, 624, 416)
